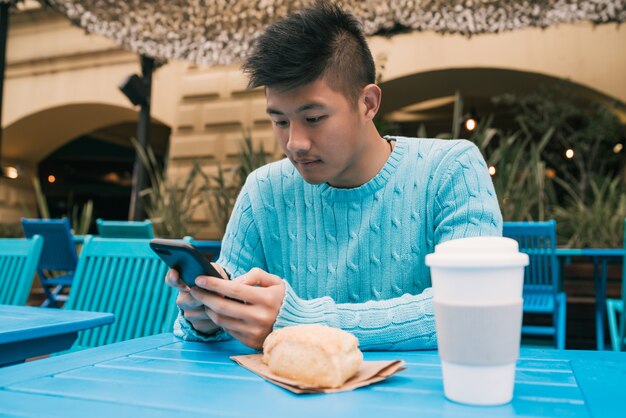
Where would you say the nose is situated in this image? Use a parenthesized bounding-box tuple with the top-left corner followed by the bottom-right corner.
(285, 122, 311, 155)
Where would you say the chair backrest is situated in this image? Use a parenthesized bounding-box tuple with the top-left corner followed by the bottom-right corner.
(502, 220, 559, 294)
(21, 218, 78, 271)
(0, 236, 43, 305)
(96, 219, 155, 239)
(64, 237, 177, 348)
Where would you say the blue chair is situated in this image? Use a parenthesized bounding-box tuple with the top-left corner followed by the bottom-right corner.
(0, 236, 44, 305)
(21, 218, 78, 308)
(606, 219, 626, 351)
(63, 237, 177, 349)
(503, 220, 567, 349)
(96, 219, 155, 239)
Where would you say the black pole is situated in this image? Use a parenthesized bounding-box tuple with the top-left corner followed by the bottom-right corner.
(0, 3, 10, 169)
(128, 55, 154, 220)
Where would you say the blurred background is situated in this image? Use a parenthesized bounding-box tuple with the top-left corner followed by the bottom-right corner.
(0, 0, 623, 242)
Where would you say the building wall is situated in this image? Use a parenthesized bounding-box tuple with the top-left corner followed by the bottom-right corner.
(2, 6, 624, 238)
(371, 22, 626, 122)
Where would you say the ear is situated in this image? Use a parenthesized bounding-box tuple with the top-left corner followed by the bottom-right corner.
(360, 84, 382, 121)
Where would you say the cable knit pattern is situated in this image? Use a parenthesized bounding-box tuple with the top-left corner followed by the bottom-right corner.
(174, 137, 502, 350)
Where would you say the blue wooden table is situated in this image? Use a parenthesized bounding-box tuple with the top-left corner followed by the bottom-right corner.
(0, 305, 114, 367)
(556, 248, 624, 350)
(0, 333, 624, 418)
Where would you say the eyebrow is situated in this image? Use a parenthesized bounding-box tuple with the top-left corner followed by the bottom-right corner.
(266, 103, 326, 116)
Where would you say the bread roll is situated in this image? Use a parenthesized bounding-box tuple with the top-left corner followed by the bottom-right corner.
(262, 324, 363, 388)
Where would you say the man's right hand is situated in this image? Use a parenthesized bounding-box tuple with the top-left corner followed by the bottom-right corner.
(165, 267, 221, 336)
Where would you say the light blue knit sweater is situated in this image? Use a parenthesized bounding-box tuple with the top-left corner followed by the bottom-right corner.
(174, 137, 502, 350)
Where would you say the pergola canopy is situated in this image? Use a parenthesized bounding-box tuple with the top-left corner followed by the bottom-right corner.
(14, 1, 626, 65)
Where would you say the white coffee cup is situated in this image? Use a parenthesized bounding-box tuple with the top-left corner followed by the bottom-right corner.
(425, 236, 529, 406)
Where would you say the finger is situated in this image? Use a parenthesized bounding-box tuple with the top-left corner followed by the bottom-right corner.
(195, 275, 265, 304)
(204, 309, 246, 333)
(190, 286, 254, 318)
(182, 307, 210, 322)
(176, 292, 205, 311)
(165, 269, 190, 292)
(234, 270, 282, 287)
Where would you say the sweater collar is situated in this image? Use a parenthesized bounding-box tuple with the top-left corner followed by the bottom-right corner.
(318, 136, 407, 202)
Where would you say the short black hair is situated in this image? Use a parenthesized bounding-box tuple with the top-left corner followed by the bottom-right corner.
(242, 0, 376, 105)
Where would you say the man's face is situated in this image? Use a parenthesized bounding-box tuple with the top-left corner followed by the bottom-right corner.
(266, 78, 369, 187)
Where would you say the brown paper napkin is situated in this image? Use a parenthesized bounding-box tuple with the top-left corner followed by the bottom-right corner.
(231, 354, 406, 394)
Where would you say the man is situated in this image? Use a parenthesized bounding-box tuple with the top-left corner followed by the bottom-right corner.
(166, 1, 502, 350)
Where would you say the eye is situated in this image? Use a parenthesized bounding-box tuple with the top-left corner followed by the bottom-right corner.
(273, 120, 289, 128)
(306, 116, 326, 124)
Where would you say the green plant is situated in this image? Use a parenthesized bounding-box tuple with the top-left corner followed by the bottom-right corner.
(32, 177, 50, 219)
(440, 93, 556, 221)
(131, 137, 205, 238)
(203, 162, 236, 235)
(203, 132, 277, 235)
(553, 176, 626, 248)
(434, 90, 464, 140)
(482, 127, 555, 222)
(493, 86, 625, 204)
(399, 89, 625, 247)
(71, 199, 93, 235)
(0, 223, 23, 238)
(32, 177, 93, 233)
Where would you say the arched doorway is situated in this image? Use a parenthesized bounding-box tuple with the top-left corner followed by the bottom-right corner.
(38, 121, 169, 226)
(378, 67, 626, 137)
(1, 103, 170, 227)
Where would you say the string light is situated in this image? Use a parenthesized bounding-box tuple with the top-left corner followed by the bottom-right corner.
(565, 149, 574, 159)
(614, 143, 623, 154)
(488, 166, 496, 176)
(48, 175, 56, 183)
(4, 166, 18, 179)
(465, 118, 477, 131)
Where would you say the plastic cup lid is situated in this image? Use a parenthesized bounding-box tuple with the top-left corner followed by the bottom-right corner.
(425, 236, 529, 268)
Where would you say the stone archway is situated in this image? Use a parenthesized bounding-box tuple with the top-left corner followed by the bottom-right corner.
(3, 103, 155, 164)
(0, 103, 170, 224)
(377, 67, 626, 137)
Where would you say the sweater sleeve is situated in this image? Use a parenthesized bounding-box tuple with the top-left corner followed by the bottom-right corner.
(173, 184, 265, 342)
(433, 141, 503, 243)
(274, 282, 436, 351)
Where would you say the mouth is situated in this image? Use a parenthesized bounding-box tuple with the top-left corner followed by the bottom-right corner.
(294, 158, 322, 168)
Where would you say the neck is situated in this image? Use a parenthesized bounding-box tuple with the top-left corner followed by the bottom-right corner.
(328, 123, 390, 189)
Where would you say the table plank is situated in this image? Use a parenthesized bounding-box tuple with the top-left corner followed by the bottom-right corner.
(0, 305, 115, 365)
(0, 390, 198, 418)
(0, 305, 114, 344)
(569, 355, 626, 418)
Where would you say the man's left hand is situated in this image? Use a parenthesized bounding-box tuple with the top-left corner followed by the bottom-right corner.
(189, 267, 286, 349)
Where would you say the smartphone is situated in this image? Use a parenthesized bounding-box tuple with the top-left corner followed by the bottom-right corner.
(150, 239, 226, 287)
